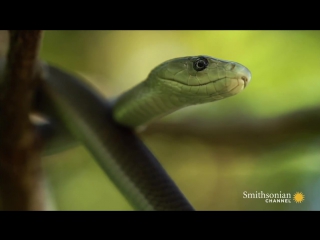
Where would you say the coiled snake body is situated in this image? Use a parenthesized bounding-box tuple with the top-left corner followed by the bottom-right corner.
(1, 55, 252, 210)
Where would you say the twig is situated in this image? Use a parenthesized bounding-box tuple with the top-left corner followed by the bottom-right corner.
(0, 30, 44, 210)
(142, 107, 320, 152)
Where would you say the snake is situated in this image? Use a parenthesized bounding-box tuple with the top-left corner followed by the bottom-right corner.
(1, 55, 252, 210)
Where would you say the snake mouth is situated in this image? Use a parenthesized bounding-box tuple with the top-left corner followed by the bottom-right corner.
(161, 76, 246, 100)
(162, 77, 226, 87)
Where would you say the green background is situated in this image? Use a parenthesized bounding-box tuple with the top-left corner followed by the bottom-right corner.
(35, 30, 320, 210)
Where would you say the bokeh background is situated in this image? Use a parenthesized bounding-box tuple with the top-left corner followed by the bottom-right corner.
(3, 30, 319, 210)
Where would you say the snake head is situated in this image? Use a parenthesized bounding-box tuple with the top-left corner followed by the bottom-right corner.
(150, 55, 251, 104)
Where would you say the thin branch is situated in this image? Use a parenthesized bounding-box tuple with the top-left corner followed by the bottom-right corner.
(0, 30, 44, 210)
(142, 107, 320, 152)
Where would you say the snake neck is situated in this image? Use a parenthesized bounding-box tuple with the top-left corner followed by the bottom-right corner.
(112, 80, 187, 128)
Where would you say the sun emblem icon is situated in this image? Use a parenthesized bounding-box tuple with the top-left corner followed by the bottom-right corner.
(293, 192, 305, 203)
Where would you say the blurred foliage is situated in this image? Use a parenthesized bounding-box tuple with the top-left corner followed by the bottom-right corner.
(38, 31, 320, 210)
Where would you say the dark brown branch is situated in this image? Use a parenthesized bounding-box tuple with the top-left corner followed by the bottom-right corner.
(142, 107, 320, 152)
(0, 31, 9, 57)
(0, 30, 44, 210)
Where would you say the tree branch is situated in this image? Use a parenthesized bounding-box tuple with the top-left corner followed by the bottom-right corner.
(142, 107, 320, 152)
(0, 30, 45, 210)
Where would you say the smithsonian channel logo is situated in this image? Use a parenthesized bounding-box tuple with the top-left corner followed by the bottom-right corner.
(243, 191, 305, 203)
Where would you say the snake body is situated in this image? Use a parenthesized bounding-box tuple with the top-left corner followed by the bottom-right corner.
(38, 66, 194, 210)
(1, 55, 251, 210)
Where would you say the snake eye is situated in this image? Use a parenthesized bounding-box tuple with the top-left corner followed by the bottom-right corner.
(193, 57, 209, 71)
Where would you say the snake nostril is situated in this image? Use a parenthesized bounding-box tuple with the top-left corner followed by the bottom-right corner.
(227, 63, 236, 71)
